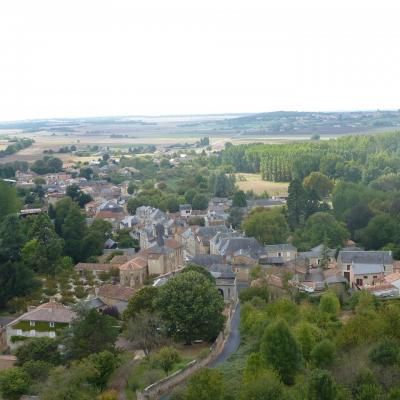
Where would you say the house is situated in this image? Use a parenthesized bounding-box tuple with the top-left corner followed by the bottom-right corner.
(97, 284, 135, 313)
(179, 204, 192, 218)
(262, 244, 297, 264)
(143, 237, 184, 276)
(0, 317, 14, 351)
(337, 250, 393, 288)
(208, 264, 237, 303)
(299, 244, 336, 268)
(119, 256, 148, 288)
(6, 301, 76, 349)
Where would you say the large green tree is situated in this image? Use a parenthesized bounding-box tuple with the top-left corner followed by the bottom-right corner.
(0, 181, 21, 223)
(287, 179, 306, 229)
(294, 212, 349, 250)
(154, 271, 224, 344)
(303, 172, 334, 199)
(242, 207, 288, 244)
(0, 215, 26, 263)
(62, 203, 87, 262)
(0, 367, 30, 400)
(67, 308, 118, 360)
(260, 319, 302, 385)
(23, 213, 63, 274)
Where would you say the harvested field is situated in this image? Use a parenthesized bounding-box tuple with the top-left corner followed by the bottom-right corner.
(235, 173, 288, 196)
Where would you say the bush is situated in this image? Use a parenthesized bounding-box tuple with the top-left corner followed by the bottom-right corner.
(154, 347, 181, 375)
(22, 360, 52, 381)
(0, 367, 30, 400)
(369, 338, 399, 366)
(239, 286, 269, 303)
(310, 339, 336, 368)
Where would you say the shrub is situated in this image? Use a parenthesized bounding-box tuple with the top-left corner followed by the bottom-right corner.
(310, 339, 336, 368)
(369, 338, 399, 366)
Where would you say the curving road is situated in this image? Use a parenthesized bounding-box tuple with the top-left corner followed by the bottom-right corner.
(159, 283, 247, 399)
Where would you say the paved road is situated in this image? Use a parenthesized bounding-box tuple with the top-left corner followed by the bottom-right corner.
(208, 302, 241, 368)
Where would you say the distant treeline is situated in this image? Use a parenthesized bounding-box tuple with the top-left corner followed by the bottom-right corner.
(0, 138, 34, 158)
(221, 131, 400, 183)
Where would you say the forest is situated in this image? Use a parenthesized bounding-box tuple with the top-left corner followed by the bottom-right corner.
(222, 132, 400, 182)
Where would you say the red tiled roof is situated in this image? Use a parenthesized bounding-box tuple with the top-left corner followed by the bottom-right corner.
(75, 263, 112, 271)
(98, 284, 135, 301)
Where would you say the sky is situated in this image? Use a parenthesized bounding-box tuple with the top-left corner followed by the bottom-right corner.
(0, 0, 400, 121)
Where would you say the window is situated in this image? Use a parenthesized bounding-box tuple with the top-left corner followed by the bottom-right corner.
(373, 275, 378, 279)
(49, 322, 55, 328)
(347, 265, 351, 271)
(278, 252, 282, 257)
(30, 330, 35, 337)
(30, 320, 35, 327)
(16, 329, 22, 336)
(49, 331, 56, 338)
(364, 276, 368, 279)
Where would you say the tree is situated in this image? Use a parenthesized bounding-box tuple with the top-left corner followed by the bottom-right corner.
(232, 190, 247, 207)
(303, 172, 334, 199)
(295, 212, 349, 250)
(123, 286, 158, 320)
(239, 286, 269, 303)
(0, 181, 21, 223)
(358, 214, 399, 250)
(125, 311, 163, 357)
(319, 292, 340, 315)
(86, 351, 118, 390)
(62, 203, 87, 262)
(0, 261, 39, 308)
(0, 215, 26, 263)
(181, 264, 215, 283)
(239, 370, 284, 400)
(154, 271, 224, 344)
(242, 207, 288, 244)
(260, 319, 302, 385)
(212, 172, 234, 197)
(162, 195, 180, 213)
(294, 321, 322, 360)
(67, 308, 118, 359)
(307, 369, 338, 400)
(0, 367, 30, 400)
(310, 339, 336, 368)
(23, 213, 63, 274)
(16, 337, 61, 366)
(79, 167, 93, 180)
(185, 369, 224, 400)
(287, 179, 306, 229)
(228, 207, 244, 229)
(184, 189, 197, 204)
(155, 346, 181, 375)
(192, 194, 208, 210)
(242, 352, 267, 383)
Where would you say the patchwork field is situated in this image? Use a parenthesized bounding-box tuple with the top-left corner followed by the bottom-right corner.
(235, 173, 289, 196)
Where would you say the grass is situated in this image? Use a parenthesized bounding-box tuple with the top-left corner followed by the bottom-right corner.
(235, 173, 289, 196)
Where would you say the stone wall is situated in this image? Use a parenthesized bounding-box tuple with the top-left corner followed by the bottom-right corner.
(136, 302, 237, 400)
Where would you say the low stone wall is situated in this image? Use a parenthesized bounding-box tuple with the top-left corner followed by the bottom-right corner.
(136, 302, 237, 400)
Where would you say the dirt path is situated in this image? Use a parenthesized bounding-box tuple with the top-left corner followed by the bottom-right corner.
(109, 357, 140, 400)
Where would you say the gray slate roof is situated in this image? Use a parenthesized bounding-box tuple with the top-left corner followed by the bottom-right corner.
(339, 250, 393, 265)
(353, 263, 384, 275)
(265, 243, 297, 252)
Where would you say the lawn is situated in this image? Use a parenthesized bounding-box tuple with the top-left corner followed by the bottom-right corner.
(234, 173, 289, 196)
